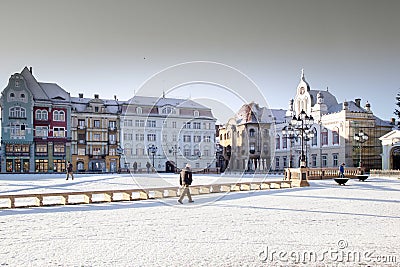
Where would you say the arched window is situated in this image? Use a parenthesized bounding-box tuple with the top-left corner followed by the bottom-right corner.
(53, 110, 65, 121)
(20, 93, 25, 98)
(136, 107, 142, 114)
(311, 128, 318, 146)
(36, 110, 42, 120)
(194, 110, 199, 117)
(321, 128, 328, 146)
(275, 135, 280, 149)
(332, 127, 339, 145)
(10, 93, 15, 98)
(9, 106, 26, 118)
(42, 110, 48, 121)
(249, 129, 255, 137)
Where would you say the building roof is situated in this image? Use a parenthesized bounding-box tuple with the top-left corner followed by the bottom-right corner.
(126, 95, 210, 110)
(70, 97, 120, 114)
(20, 67, 70, 103)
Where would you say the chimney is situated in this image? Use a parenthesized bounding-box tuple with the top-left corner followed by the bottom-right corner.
(79, 93, 83, 98)
(391, 118, 396, 125)
(114, 95, 117, 100)
(29, 67, 33, 74)
(355, 98, 361, 108)
(94, 94, 99, 99)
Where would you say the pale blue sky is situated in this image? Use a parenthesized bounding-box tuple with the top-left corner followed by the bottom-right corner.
(0, 0, 399, 122)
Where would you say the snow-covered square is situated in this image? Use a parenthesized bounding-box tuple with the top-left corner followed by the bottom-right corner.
(0, 173, 399, 266)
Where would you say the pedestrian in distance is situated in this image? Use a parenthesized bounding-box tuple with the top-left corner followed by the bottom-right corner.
(66, 161, 74, 180)
(178, 163, 194, 204)
(339, 163, 345, 178)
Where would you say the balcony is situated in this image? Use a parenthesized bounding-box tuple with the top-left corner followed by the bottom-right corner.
(6, 152, 30, 157)
(77, 125, 86, 130)
(108, 127, 117, 132)
(109, 140, 116, 145)
(78, 140, 86, 145)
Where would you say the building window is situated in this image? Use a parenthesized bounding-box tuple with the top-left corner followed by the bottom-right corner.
(109, 134, 116, 143)
(35, 144, 48, 154)
(94, 120, 100, 128)
(162, 106, 176, 114)
(204, 136, 211, 142)
(109, 121, 116, 129)
(78, 119, 85, 128)
(322, 154, 327, 167)
(172, 121, 177, 128)
(35, 126, 48, 137)
(78, 148, 86, 155)
(136, 147, 144, 156)
(311, 154, 317, 167)
(332, 128, 339, 145)
(193, 122, 201, 129)
(93, 147, 101, 155)
(53, 110, 65, 121)
(311, 128, 317, 146)
(183, 135, 191, 142)
(10, 124, 25, 138)
(250, 143, 255, 153)
(124, 120, 133, 127)
(93, 134, 101, 141)
(333, 154, 338, 167)
(283, 136, 288, 149)
(321, 129, 328, 146)
(194, 110, 199, 117)
(9, 106, 26, 118)
(135, 133, 144, 141)
(146, 120, 156, 128)
(53, 127, 65, 137)
(54, 143, 65, 155)
(124, 133, 133, 141)
(136, 107, 142, 114)
(35, 159, 49, 172)
(183, 122, 191, 129)
(147, 134, 156, 141)
(194, 136, 201, 142)
(94, 106, 99, 113)
(283, 156, 287, 168)
(172, 134, 177, 142)
(275, 157, 280, 169)
(249, 129, 255, 137)
(135, 120, 145, 127)
(275, 135, 280, 149)
(36, 109, 48, 121)
(184, 148, 191, 157)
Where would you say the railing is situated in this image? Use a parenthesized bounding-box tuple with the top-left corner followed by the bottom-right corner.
(370, 169, 400, 178)
(0, 180, 300, 209)
(285, 167, 364, 180)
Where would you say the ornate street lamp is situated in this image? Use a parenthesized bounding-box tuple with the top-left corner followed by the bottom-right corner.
(354, 129, 368, 168)
(148, 144, 158, 170)
(169, 145, 180, 173)
(282, 123, 297, 168)
(291, 110, 314, 167)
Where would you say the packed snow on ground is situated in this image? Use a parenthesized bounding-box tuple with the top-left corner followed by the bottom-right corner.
(0, 173, 399, 266)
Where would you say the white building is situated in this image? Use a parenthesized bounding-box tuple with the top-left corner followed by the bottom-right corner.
(379, 129, 400, 170)
(273, 70, 392, 171)
(120, 96, 216, 172)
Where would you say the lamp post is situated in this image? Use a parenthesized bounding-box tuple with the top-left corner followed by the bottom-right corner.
(148, 144, 158, 170)
(282, 123, 297, 168)
(291, 110, 314, 167)
(170, 145, 179, 173)
(354, 129, 368, 168)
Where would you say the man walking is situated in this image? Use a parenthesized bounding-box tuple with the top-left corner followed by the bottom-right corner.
(178, 164, 194, 204)
(66, 161, 74, 180)
(339, 163, 345, 178)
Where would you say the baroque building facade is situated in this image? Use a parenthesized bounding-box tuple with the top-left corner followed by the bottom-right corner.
(218, 102, 275, 173)
(70, 93, 121, 173)
(219, 71, 392, 173)
(0, 67, 72, 173)
(275, 71, 391, 171)
(0, 67, 217, 173)
(120, 96, 217, 172)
